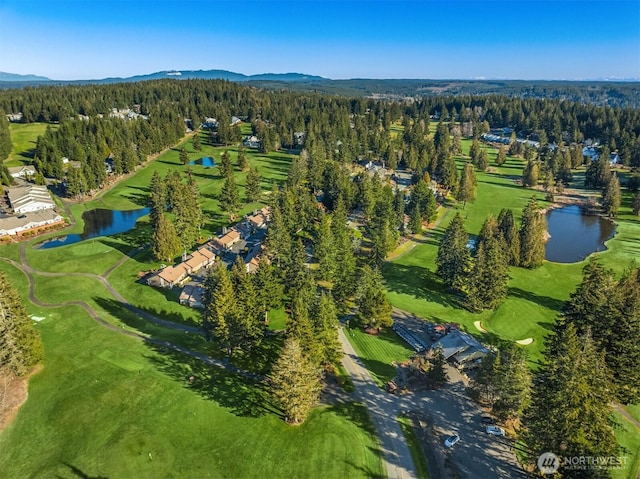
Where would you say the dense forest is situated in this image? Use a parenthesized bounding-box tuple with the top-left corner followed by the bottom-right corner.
(1, 79, 640, 197)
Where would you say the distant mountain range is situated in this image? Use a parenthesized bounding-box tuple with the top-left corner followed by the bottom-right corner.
(1, 69, 639, 108)
(0, 71, 53, 82)
(0, 69, 327, 84)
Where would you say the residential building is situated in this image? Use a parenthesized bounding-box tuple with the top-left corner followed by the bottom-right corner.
(8, 165, 36, 180)
(0, 210, 64, 237)
(6, 185, 56, 214)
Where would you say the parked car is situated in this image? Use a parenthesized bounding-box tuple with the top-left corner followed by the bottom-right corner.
(444, 434, 460, 448)
(485, 426, 505, 436)
(480, 416, 495, 424)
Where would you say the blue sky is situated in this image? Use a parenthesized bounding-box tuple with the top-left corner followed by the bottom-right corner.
(0, 0, 638, 80)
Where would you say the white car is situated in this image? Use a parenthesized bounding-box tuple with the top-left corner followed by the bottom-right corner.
(485, 425, 506, 436)
(444, 434, 460, 448)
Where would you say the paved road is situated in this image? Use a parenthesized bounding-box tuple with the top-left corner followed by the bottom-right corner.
(339, 328, 418, 479)
(339, 325, 526, 479)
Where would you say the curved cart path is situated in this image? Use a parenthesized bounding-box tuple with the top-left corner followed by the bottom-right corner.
(1, 244, 258, 380)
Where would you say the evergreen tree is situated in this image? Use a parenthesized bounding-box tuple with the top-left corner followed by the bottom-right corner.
(469, 137, 480, 164)
(475, 214, 499, 251)
(426, 346, 448, 388)
(173, 172, 204, 249)
(601, 172, 621, 217)
(149, 170, 166, 229)
(220, 172, 240, 220)
(456, 162, 477, 208)
(522, 160, 539, 187)
(231, 256, 264, 350)
(495, 145, 507, 166)
(492, 346, 531, 422)
(522, 323, 616, 476)
(245, 167, 262, 203)
(152, 212, 182, 262)
(287, 283, 321, 363)
(585, 152, 612, 189)
(0, 271, 43, 376)
(315, 214, 336, 282)
(219, 150, 233, 177)
(436, 213, 471, 292)
(633, 192, 640, 216)
(237, 145, 249, 171)
(467, 234, 509, 311)
(331, 198, 357, 305)
(563, 261, 640, 403)
(179, 147, 189, 165)
(192, 133, 201, 152)
(310, 292, 342, 368)
(356, 265, 393, 329)
(519, 198, 547, 268)
(409, 204, 422, 234)
(0, 113, 12, 161)
(268, 338, 322, 425)
(497, 208, 520, 266)
(476, 148, 489, 171)
(254, 262, 284, 321)
(202, 265, 239, 356)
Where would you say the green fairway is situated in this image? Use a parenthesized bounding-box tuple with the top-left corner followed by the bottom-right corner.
(5, 122, 54, 167)
(611, 412, 640, 479)
(0, 263, 383, 479)
(344, 325, 414, 386)
(626, 404, 640, 424)
(82, 133, 292, 237)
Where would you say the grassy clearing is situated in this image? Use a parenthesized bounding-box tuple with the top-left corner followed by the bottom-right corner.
(611, 412, 640, 479)
(5, 122, 54, 167)
(344, 325, 413, 387)
(398, 415, 429, 479)
(626, 404, 640, 424)
(383, 144, 640, 365)
(0, 258, 383, 479)
(84, 133, 292, 235)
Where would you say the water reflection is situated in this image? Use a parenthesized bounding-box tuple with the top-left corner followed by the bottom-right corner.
(39, 207, 149, 249)
(545, 205, 616, 263)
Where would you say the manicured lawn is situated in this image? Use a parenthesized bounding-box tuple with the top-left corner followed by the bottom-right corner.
(267, 306, 287, 331)
(0, 262, 383, 479)
(5, 122, 54, 167)
(626, 404, 640, 424)
(398, 415, 429, 479)
(344, 325, 414, 387)
(383, 148, 640, 365)
(82, 132, 292, 237)
(611, 412, 640, 479)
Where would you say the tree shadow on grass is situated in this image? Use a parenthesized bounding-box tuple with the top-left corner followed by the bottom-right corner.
(508, 286, 566, 313)
(144, 339, 279, 419)
(382, 263, 463, 310)
(57, 463, 108, 479)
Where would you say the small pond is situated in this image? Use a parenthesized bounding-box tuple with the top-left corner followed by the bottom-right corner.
(545, 205, 616, 263)
(38, 207, 150, 249)
(189, 156, 215, 168)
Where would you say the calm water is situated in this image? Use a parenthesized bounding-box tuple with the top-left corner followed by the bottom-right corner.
(189, 156, 215, 167)
(38, 208, 150, 249)
(545, 205, 616, 263)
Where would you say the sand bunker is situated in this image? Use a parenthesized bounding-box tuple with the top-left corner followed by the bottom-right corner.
(473, 321, 487, 333)
(516, 338, 534, 345)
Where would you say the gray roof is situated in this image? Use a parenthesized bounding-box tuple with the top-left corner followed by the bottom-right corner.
(432, 329, 488, 363)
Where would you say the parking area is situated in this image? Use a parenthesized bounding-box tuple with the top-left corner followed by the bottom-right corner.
(399, 369, 527, 478)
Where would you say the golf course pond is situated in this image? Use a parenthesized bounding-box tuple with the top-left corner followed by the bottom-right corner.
(38, 207, 150, 249)
(545, 205, 616, 263)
